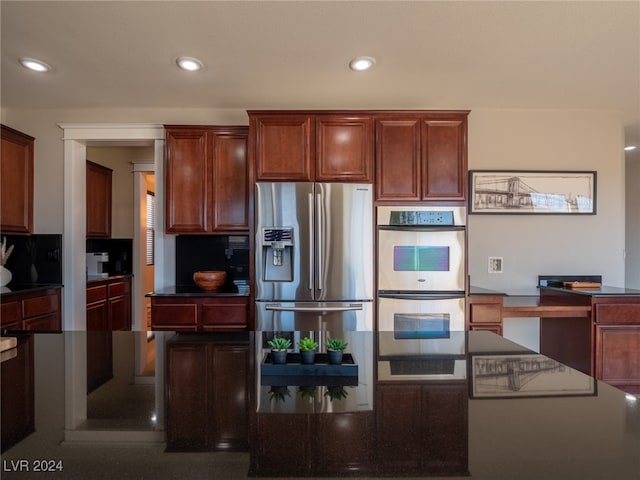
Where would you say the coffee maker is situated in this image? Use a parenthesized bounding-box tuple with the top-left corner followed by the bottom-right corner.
(86, 252, 109, 278)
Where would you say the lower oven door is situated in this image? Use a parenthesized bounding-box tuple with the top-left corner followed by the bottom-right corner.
(377, 294, 465, 344)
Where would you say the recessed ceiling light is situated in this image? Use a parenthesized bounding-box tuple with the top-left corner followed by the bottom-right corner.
(19, 57, 51, 73)
(348, 56, 376, 72)
(176, 56, 204, 72)
(624, 145, 637, 151)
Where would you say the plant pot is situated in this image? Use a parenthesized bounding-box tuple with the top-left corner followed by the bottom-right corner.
(300, 350, 315, 365)
(271, 349, 287, 364)
(327, 349, 343, 365)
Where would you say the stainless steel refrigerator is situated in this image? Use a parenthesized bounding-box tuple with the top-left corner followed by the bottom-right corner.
(255, 182, 373, 332)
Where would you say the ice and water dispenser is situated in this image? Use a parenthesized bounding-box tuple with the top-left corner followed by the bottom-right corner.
(262, 227, 293, 282)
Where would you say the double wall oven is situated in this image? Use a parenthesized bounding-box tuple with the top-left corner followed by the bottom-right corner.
(376, 206, 467, 381)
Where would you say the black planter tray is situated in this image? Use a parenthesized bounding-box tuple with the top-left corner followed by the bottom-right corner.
(260, 353, 358, 386)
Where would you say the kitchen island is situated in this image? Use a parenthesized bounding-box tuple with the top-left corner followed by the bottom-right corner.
(0, 330, 638, 479)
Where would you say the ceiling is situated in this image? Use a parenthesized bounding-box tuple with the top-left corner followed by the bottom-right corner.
(2, 1, 639, 148)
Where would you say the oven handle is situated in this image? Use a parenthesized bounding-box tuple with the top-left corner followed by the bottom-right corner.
(265, 303, 363, 312)
(378, 293, 465, 301)
(377, 225, 465, 232)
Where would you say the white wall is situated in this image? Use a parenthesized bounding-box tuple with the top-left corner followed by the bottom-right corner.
(626, 154, 640, 288)
(2, 107, 628, 293)
(467, 109, 626, 292)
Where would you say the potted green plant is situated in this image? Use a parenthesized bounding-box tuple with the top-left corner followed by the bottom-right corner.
(267, 336, 291, 364)
(268, 385, 291, 402)
(325, 338, 348, 365)
(297, 336, 318, 364)
(324, 385, 349, 401)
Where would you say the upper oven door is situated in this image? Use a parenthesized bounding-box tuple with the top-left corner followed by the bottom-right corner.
(377, 226, 465, 292)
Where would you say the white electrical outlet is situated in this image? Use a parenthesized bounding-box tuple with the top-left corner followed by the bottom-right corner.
(488, 257, 503, 273)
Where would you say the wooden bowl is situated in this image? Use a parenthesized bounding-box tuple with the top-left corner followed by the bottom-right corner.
(193, 270, 226, 291)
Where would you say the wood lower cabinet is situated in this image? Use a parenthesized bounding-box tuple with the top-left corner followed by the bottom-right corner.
(151, 295, 249, 332)
(166, 334, 249, 451)
(165, 126, 249, 234)
(376, 382, 469, 476)
(375, 112, 469, 203)
(1, 125, 34, 235)
(86, 161, 112, 238)
(249, 111, 374, 183)
(1, 335, 34, 452)
(0, 287, 62, 332)
(250, 412, 375, 477)
(468, 295, 503, 335)
(86, 276, 132, 331)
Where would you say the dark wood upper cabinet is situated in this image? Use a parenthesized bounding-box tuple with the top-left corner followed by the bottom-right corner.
(165, 126, 249, 234)
(249, 111, 374, 183)
(1, 125, 34, 235)
(250, 114, 313, 181)
(315, 115, 373, 182)
(86, 160, 113, 238)
(375, 112, 469, 203)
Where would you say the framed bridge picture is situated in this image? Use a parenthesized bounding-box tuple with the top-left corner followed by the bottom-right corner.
(468, 170, 597, 214)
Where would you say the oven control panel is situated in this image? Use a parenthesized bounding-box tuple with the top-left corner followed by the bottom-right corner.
(389, 210, 455, 226)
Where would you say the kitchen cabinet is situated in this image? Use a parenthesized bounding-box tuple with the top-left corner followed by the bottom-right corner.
(594, 301, 640, 394)
(0, 286, 62, 332)
(249, 111, 373, 183)
(165, 334, 250, 452)
(164, 126, 249, 234)
(376, 382, 468, 476)
(467, 294, 503, 335)
(250, 412, 375, 476)
(1, 334, 34, 453)
(150, 295, 249, 332)
(1, 124, 34, 235)
(86, 276, 132, 331)
(86, 161, 112, 238)
(375, 112, 469, 203)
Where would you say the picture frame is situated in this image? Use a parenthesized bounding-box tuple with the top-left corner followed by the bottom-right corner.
(469, 354, 597, 399)
(469, 170, 597, 214)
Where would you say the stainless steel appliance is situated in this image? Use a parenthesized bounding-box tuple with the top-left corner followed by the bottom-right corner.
(255, 182, 373, 332)
(376, 206, 467, 380)
(86, 252, 109, 278)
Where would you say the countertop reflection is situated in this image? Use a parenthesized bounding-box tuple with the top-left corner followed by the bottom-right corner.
(0, 331, 638, 479)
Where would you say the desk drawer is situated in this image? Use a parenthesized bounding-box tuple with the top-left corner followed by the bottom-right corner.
(596, 304, 640, 324)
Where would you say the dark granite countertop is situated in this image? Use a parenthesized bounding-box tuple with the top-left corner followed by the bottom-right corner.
(86, 274, 133, 285)
(540, 285, 640, 297)
(147, 284, 249, 297)
(0, 283, 63, 296)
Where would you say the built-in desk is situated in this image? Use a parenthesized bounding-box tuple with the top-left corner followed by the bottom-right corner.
(469, 285, 640, 394)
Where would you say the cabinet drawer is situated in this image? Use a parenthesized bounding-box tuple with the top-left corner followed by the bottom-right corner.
(87, 285, 108, 303)
(152, 304, 198, 328)
(1, 301, 20, 327)
(201, 301, 248, 326)
(108, 281, 130, 297)
(22, 294, 58, 319)
(470, 304, 501, 324)
(596, 304, 640, 324)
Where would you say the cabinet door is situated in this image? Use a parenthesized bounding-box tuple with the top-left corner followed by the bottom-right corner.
(315, 115, 373, 182)
(210, 345, 249, 450)
(109, 295, 131, 331)
(1, 125, 34, 234)
(165, 127, 209, 233)
(375, 118, 421, 201)
(421, 117, 467, 202)
(252, 114, 313, 181)
(376, 383, 423, 474)
(596, 325, 640, 393)
(166, 343, 209, 450)
(211, 129, 249, 231)
(86, 301, 113, 393)
(86, 161, 113, 238)
(315, 412, 375, 475)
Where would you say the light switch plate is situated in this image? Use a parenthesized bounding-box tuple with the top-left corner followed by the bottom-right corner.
(488, 257, 503, 273)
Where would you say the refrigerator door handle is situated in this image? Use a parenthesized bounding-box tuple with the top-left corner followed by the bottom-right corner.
(308, 192, 314, 292)
(265, 303, 364, 312)
(316, 192, 323, 290)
